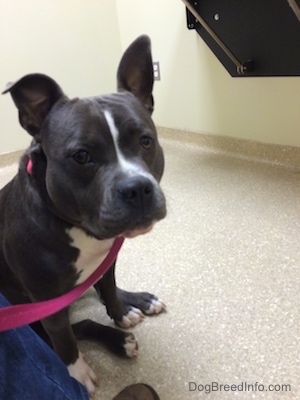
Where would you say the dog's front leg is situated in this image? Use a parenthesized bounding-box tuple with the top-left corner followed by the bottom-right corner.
(94, 261, 144, 328)
(41, 309, 98, 396)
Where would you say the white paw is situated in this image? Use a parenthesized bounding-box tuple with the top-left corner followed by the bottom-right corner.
(118, 307, 144, 328)
(68, 352, 98, 396)
(145, 298, 166, 315)
(124, 333, 139, 358)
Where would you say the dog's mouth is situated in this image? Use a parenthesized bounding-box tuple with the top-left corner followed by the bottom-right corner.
(122, 221, 156, 238)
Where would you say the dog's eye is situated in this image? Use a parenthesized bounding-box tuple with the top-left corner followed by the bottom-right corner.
(73, 150, 91, 164)
(140, 136, 153, 149)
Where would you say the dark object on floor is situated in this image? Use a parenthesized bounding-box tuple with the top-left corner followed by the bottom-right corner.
(113, 384, 160, 400)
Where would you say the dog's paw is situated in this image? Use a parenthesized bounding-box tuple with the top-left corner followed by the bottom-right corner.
(123, 332, 138, 358)
(101, 328, 138, 358)
(144, 297, 166, 315)
(117, 306, 144, 329)
(68, 352, 98, 396)
(117, 289, 167, 316)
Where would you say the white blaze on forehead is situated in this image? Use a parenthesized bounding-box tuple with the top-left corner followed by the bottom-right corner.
(103, 109, 156, 182)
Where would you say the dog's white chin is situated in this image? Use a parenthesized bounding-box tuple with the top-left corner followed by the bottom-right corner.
(122, 222, 156, 238)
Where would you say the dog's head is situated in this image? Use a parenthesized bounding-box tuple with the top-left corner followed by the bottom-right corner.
(3, 36, 166, 239)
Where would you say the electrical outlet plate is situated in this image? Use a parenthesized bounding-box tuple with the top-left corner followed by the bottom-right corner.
(153, 61, 161, 81)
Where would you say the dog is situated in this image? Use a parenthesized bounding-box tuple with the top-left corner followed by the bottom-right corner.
(0, 35, 166, 396)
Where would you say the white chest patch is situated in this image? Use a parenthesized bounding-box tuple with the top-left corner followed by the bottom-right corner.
(68, 227, 115, 285)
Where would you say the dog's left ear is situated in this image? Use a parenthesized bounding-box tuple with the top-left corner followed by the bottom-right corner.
(117, 35, 154, 114)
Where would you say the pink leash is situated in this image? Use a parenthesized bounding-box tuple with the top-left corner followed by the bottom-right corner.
(0, 236, 124, 332)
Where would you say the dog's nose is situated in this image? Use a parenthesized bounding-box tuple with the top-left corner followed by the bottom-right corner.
(117, 176, 154, 208)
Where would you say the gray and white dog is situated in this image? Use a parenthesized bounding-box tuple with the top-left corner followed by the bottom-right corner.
(0, 35, 166, 395)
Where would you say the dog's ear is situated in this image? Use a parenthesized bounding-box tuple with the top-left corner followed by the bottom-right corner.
(2, 74, 64, 137)
(117, 35, 154, 114)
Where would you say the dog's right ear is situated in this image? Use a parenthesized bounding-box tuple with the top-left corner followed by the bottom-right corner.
(2, 74, 64, 137)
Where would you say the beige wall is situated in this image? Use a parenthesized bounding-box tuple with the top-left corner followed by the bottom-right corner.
(1, 0, 299, 153)
(0, 0, 121, 153)
(116, 0, 300, 148)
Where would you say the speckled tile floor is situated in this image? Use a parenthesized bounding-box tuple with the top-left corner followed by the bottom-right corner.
(0, 130, 299, 399)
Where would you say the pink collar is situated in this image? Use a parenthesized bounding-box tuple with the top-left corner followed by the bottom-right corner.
(0, 236, 124, 332)
(26, 158, 33, 175)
